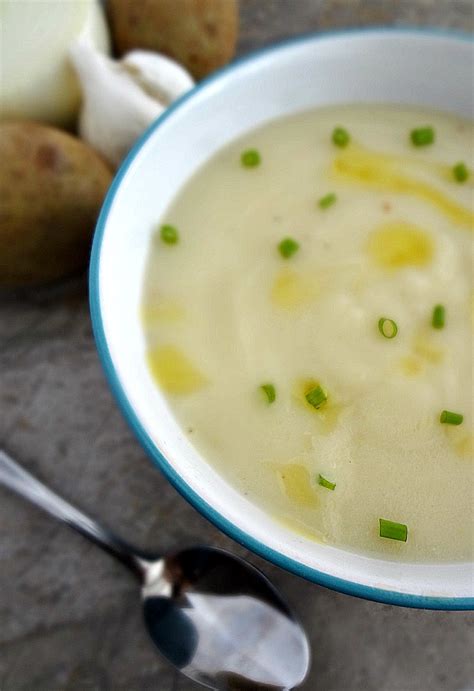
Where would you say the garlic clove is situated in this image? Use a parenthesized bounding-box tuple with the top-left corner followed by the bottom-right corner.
(70, 42, 164, 167)
(69, 43, 194, 168)
(122, 50, 195, 106)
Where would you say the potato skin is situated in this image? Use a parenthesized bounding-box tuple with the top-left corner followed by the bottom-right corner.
(0, 122, 112, 287)
(108, 0, 238, 79)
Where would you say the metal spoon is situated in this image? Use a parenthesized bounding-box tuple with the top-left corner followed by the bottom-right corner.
(0, 449, 310, 690)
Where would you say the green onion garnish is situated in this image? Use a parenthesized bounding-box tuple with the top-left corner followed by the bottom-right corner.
(332, 126, 350, 148)
(260, 383, 276, 404)
(432, 304, 445, 329)
(160, 224, 179, 244)
(318, 474, 336, 491)
(305, 385, 328, 409)
(452, 162, 469, 183)
(318, 192, 337, 209)
(440, 410, 463, 425)
(410, 126, 435, 147)
(278, 237, 299, 259)
(378, 317, 398, 339)
(241, 149, 261, 168)
(379, 518, 408, 542)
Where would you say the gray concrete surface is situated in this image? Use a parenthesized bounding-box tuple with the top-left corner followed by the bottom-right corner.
(1, 1, 473, 689)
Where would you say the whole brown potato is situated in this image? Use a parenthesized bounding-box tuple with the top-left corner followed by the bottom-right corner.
(0, 122, 112, 287)
(108, 0, 239, 79)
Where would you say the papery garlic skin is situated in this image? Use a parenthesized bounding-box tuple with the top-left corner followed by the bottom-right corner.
(123, 51, 195, 106)
(69, 45, 195, 168)
(0, 0, 110, 128)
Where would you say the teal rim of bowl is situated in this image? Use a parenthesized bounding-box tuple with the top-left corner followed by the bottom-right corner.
(90, 27, 474, 611)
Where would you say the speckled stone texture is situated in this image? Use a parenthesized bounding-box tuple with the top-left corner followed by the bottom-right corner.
(1, 1, 473, 689)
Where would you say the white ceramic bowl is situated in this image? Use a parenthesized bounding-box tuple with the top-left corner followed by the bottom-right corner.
(90, 28, 473, 609)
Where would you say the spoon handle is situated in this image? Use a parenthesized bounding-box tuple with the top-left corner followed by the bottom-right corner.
(0, 449, 149, 578)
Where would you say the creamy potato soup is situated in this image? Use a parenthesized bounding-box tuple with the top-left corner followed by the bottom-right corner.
(142, 105, 473, 561)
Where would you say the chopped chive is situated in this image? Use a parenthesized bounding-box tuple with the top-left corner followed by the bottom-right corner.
(305, 384, 328, 409)
(332, 126, 350, 148)
(432, 304, 445, 329)
(378, 317, 398, 339)
(260, 383, 276, 404)
(160, 224, 179, 244)
(452, 161, 469, 183)
(379, 518, 408, 542)
(440, 410, 463, 425)
(241, 149, 261, 168)
(318, 192, 337, 209)
(278, 237, 299, 259)
(318, 474, 336, 491)
(410, 126, 435, 147)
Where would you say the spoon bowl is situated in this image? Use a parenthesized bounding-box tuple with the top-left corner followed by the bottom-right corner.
(142, 546, 310, 689)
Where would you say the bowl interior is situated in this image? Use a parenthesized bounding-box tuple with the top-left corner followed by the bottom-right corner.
(91, 30, 473, 608)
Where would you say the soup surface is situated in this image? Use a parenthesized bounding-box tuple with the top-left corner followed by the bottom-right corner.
(142, 105, 473, 561)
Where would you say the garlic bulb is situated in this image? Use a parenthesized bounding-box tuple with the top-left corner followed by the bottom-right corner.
(69, 44, 194, 168)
